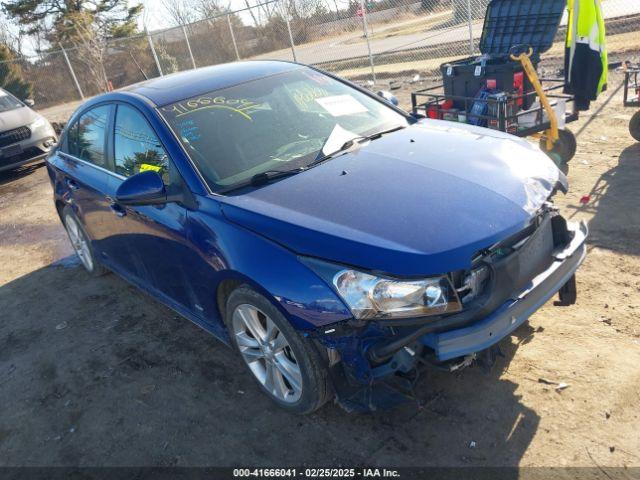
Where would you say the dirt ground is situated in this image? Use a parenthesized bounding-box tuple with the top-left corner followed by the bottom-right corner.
(0, 72, 639, 470)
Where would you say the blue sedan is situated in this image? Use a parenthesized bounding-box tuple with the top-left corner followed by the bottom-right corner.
(46, 61, 587, 413)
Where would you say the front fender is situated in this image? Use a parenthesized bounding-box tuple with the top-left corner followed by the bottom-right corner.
(187, 196, 352, 332)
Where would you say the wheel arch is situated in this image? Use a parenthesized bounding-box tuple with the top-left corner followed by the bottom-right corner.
(209, 257, 351, 335)
(216, 277, 243, 325)
(213, 268, 327, 333)
(55, 199, 66, 221)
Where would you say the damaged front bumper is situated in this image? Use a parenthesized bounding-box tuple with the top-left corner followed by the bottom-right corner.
(314, 219, 588, 411)
(421, 220, 587, 361)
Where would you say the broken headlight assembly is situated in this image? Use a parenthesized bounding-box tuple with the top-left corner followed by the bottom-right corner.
(301, 257, 462, 320)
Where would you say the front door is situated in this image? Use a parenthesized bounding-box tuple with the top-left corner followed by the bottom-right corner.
(102, 103, 198, 312)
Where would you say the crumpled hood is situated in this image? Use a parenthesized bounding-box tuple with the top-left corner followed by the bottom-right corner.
(0, 106, 37, 132)
(219, 120, 566, 276)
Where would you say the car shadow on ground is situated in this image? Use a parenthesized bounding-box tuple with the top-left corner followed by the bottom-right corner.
(0, 259, 538, 469)
(0, 162, 46, 187)
(566, 143, 640, 256)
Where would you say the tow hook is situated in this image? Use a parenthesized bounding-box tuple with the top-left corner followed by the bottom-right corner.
(424, 344, 504, 373)
(448, 353, 476, 372)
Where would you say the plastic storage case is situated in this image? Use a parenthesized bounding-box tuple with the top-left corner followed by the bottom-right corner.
(440, 0, 566, 111)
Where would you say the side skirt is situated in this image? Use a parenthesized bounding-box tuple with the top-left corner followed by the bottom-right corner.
(99, 257, 232, 346)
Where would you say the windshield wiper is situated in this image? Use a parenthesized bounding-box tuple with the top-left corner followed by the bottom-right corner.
(311, 125, 407, 166)
(365, 125, 407, 140)
(216, 167, 306, 194)
(311, 137, 365, 165)
(250, 167, 306, 186)
(218, 126, 409, 194)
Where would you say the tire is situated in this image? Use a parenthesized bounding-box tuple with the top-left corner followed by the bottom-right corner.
(539, 129, 577, 166)
(62, 206, 108, 277)
(630, 111, 640, 142)
(225, 285, 331, 414)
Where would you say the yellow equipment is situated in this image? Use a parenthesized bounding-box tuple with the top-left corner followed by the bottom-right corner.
(510, 48, 559, 151)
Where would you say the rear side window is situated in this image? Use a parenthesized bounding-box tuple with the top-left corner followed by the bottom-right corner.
(114, 104, 168, 182)
(68, 105, 111, 168)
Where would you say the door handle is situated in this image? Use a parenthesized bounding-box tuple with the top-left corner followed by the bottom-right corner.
(109, 202, 127, 218)
(66, 179, 80, 191)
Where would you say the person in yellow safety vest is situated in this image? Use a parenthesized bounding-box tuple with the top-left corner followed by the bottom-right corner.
(564, 0, 608, 111)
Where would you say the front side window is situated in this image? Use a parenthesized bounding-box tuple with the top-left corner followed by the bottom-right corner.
(68, 105, 111, 168)
(0, 90, 24, 113)
(114, 104, 168, 182)
(159, 68, 409, 192)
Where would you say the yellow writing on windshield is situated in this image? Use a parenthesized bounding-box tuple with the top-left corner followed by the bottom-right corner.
(286, 84, 330, 111)
(162, 96, 263, 121)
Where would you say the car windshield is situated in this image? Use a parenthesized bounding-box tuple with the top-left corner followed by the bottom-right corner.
(0, 90, 24, 113)
(159, 68, 409, 192)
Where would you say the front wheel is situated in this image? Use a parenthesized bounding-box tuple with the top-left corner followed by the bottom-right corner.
(630, 111, 640, 142)
(539, 128, 577, 166)
(225, 285, 331, 414)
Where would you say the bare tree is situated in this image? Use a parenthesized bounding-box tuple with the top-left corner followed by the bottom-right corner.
(328, 0, 341, 20)
(196, 0, 233, 19)
(161, 0, 199, 26)
(288, 0, 324, 20)
(62, 12, 110, 93)
(237, 0, 279, 27)
(242, 0, 260, 27)
(0, 15, 24, 53)
(162, 0, 243, 26)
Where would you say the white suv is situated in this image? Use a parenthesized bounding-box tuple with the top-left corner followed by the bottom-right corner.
(0, 88, 57, 172)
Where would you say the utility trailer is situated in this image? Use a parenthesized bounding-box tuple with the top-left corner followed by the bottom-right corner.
(412, 72, 579, 165)
(623, 62, 640, 141)
(411, 0, 579, 165)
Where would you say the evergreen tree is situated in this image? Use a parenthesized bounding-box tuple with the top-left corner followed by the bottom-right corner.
(1, 0, 143, 45)
(0, 43, 32, 100)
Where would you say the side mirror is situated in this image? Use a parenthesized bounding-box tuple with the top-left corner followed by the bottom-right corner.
(115, 170, 167, 206)
(24, 99, 35, 107)
(377, 90, 399, 106)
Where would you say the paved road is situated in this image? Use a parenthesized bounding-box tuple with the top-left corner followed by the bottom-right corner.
(256, 17, 482, 64)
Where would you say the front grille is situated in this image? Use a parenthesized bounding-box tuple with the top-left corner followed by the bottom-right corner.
(0, 147, 44, 168)
(478, 215, 554, 297)
(0, 126, 31, 148)
(455, 212, 555, 306)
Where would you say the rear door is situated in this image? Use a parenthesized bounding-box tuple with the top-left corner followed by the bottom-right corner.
(56, 104, 115, 255)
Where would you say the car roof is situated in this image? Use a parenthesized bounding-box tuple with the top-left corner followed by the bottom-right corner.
(122, 60, 302, 107)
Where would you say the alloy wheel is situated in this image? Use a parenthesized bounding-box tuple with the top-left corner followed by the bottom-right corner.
(65, 215, 94, 272)
(232, 304, 303, 403)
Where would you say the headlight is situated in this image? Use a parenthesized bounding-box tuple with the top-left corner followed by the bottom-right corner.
(302, 258, 462, 320)
(29, 116, 48, 130)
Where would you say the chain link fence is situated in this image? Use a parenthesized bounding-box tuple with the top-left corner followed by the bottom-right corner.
(1, 0, 639, 111)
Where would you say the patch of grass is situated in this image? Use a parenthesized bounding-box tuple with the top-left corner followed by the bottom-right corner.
(344, 10, 454, 44)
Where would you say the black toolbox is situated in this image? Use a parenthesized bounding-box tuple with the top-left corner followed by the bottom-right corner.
(441, 0, 566, 111)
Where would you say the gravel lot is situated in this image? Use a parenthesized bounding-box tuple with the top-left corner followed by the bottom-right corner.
(0, 73, 639, 469)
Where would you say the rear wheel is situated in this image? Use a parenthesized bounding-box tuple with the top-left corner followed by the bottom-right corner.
(62, 206, 107, 277)
(539, 129, 577, 166)
(225, 285, 331, 414)
(630, 111, 640, 142)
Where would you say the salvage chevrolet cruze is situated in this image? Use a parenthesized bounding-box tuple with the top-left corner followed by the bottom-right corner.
(46, 61, 587, 414)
